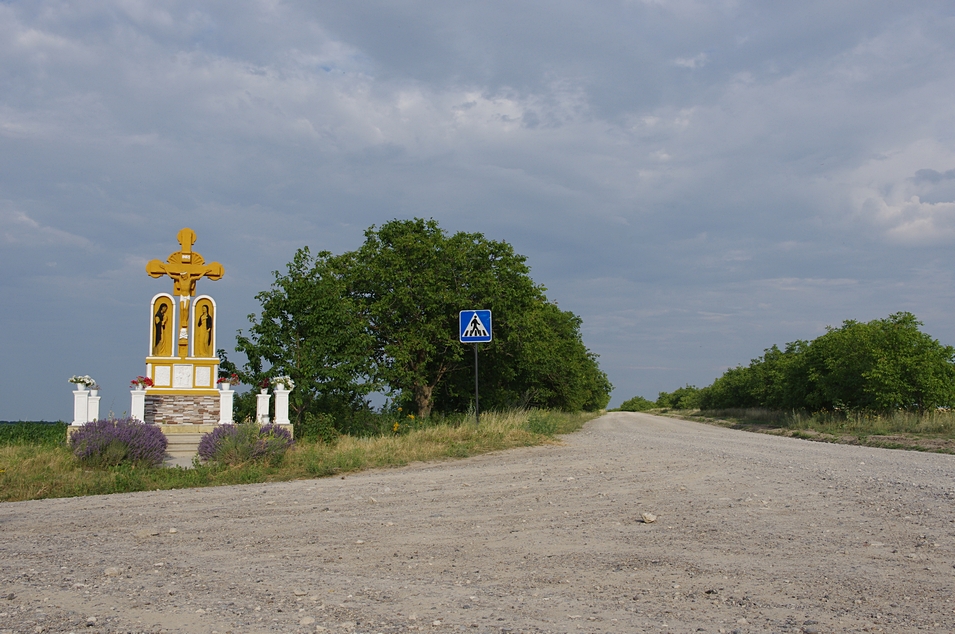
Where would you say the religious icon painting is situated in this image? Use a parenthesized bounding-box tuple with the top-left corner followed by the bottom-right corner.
(192, 296, 216, 358)
(150, 294, 175, 357)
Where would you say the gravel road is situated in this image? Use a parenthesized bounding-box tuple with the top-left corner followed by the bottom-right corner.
(2, 412, 954, 634)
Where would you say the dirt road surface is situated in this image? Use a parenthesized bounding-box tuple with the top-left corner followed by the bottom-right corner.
(2, 412, 955, 633)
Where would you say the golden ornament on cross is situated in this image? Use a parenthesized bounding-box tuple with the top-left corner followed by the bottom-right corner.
(146, 228, 224, 357)
(146, 228, 224, 297)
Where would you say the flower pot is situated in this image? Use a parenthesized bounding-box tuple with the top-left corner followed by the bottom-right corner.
(274, 383, 286, 391)
(73, 384, 87, 392)
(89, 389, 99, 397)
(260, 388, 268, 394)
(219, 383, 231, 392)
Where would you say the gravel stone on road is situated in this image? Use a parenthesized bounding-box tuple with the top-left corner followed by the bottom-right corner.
(2, 411, 954, 633)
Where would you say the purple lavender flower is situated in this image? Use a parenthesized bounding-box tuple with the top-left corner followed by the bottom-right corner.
(198, 421, 293, 465)
(69, 416, 167, 468)
(197, 424, 238, 461)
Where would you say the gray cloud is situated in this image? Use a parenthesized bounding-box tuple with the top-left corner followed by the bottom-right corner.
(2, 1, 955, 418)
(914, 168, 955, 184)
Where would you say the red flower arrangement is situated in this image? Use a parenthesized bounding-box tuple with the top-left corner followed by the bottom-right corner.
(130, 376, 154, 389)
(217, 373, 241, 386)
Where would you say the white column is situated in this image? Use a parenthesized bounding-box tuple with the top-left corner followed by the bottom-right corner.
(219, 387, 235, 425)
(255, 390, 271, 424)
(72, 387, 90, 426)
(273, 386, 291, 425)
(87, 393, 101, 423)
(131, 388, 147, 422)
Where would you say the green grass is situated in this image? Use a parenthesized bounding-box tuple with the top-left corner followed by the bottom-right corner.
(0, 409, 598, 502)
(787, 408, 955, 435)
(0, 421, 68, 447)
(655, 407, 955, 453)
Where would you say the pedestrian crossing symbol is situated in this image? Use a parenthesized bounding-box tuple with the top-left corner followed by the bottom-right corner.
(459, 310, 492, 343)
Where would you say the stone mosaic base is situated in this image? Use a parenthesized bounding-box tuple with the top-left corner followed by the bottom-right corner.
(144, 394, 219, 425)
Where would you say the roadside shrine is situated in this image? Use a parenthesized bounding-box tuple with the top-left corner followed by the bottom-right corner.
(69, 228, 293, 454)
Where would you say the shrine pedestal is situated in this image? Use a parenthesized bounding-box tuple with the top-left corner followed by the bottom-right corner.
(144, 394, 220, 425)
(218, 387, 235, 424)
(72, 388, 89, 426)
(273, 387, 290, 424)
(131, 388, 147, 421)
(256, 390, 271, 424)
(71, 388, 100, 426)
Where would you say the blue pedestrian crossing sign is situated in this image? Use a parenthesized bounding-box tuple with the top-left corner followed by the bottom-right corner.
(459, 310, 492, 343)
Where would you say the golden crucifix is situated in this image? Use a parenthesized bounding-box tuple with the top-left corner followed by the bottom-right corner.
(146, 228, 224, 357)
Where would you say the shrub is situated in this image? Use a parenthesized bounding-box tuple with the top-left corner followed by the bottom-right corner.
(295, 412, 340, 444)
(657, 385, 702, 409)
(336, 408, 393, 437)
(618, 396, 655, 412)
(198, 421, 293, 466)
(69, 416, 167, 468)
(526, 410, 559, 435)
(696, 312, 955, 412)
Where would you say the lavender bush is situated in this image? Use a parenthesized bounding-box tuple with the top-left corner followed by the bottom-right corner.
(197, 424, 237, 461)
(69, 416, 167, 468)
(198, 421, 293, 466)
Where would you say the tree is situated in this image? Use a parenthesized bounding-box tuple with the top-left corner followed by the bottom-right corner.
(696, 312, 955, 412)
(343, 218, 611, 416)
(618, 395, 656, 412)
(698, 341, 809, 410)
(697, 365, 759, 410)
(433, 296, 612, 412)
(229, 248, 375, 423)
(803, 312, 955, 411)
(498, 300, 611, 411)
(228, 218, 612, 419)
(656, 385, 702, 409)
(342, 218, 546, 417)
(863, 313, 955, 410)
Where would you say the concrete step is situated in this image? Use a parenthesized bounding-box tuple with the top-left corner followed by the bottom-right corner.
(164, 432, 203, 457)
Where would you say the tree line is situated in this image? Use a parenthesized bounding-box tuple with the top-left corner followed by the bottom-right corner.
(621, 312, 955, 413)
(220, 218, 611, 426)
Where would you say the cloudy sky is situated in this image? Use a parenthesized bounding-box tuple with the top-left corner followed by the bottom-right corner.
(3, 1, 955, 420)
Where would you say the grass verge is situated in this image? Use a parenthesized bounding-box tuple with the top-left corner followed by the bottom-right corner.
(0, 409, 598, 502)
(653, 407, 955, 454)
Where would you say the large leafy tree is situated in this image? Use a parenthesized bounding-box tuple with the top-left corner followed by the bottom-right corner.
(803, 312, 955, 411)
(434, 298, 612, 412)
(228, 218, 611, 419)
(228, 248, 375, 423)
(344, 218, 575, 417)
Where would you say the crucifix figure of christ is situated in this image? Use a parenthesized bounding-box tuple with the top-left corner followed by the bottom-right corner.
(146, 228, 224, 357)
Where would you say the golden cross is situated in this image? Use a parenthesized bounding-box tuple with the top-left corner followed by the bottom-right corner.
(146, 228, 224, 357)
(146, 228, 224, 297)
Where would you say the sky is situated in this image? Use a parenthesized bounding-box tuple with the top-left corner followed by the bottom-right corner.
(2, 1, 955, 420)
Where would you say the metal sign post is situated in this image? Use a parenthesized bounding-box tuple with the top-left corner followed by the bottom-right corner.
(460, 310, 492, 424)
(474, 342, 480, 425)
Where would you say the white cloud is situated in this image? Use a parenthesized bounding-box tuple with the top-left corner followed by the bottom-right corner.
(0, 205, 94, 249)
(673, 52, 708, 69)
(843, 139, 955, 244)
(756, 278, 859, 292)
(867, 196, 955, 244)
